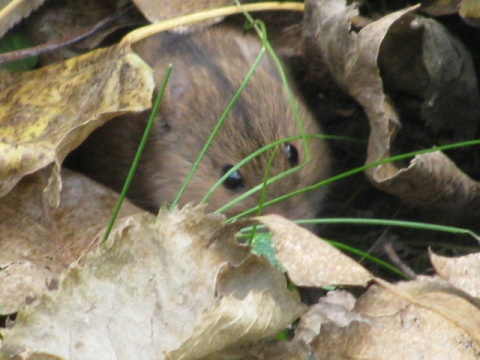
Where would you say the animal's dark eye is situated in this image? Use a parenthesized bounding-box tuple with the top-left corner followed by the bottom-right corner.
(285, 143, 299, 166)
(222, 165, 245, 191)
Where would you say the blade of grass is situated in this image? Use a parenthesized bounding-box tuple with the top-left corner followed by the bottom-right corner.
(240, 217, 480, 242)
(296, 218, 480, 242)
(101, 64, 173, 245)
(255, 144, 279, 217)
(248, 145, 280, 244)
(237, 1, 311, 163)
(326, 239, 411, 279)
(240, 218, 480, 249)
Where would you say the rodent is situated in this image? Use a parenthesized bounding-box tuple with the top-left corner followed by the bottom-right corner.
(73, 27, 330, 220)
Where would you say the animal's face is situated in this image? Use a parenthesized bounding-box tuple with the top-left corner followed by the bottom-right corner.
(139, 29, 330, 219)
(152, 95, 330, 220)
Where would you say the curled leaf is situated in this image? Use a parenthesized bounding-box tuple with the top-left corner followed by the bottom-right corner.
(430, 250, 480, 298)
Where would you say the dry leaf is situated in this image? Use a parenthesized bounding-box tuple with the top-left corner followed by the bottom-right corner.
(310, 277, 480, 359)
(304, 0, 480, 224)
(295, 290, 366, 345)
(430, 250, 480, 298)
(0, 169, 142, 315)
(0, 0, 46, 38)
(0, 44, 154, 206)
(0, 206, 305, 359)
(256, 214, 373, 287)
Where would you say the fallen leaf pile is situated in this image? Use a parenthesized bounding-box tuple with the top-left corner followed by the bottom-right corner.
(1, 0, 480, 359)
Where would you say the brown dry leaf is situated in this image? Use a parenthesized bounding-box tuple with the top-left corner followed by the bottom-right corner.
(0, 44, 154, 205)
(133, 0, 231, 29)
(256, 214, 373, 287)
(309, 277, 480, 359)
(0, 206, 305, 359)
(295, 290, 366, 345)
(430, 250, 480, 298)
(0, 0, 46, 38)
(0, 169, 143, 315)
(304, 0, 480, 223)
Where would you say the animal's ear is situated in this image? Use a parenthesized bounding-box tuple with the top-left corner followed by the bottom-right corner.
(234, 33, 278, 77)
(151, 58, 202, 128)
(234, 34, 263, 63)
(133, 33, 192, 105)
(153, 60, 190, 105)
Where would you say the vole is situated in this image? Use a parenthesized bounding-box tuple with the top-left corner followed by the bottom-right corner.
(75, 27, 330, 220)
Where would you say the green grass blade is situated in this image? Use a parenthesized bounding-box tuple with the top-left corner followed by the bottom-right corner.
(101, 64, 173, 245)
(247, 145, 279, 244)
(295, 218, 480, 242)
(326, 239, 411, 279)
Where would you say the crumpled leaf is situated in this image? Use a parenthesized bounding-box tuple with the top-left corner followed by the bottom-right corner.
(256, 214, 373, 287)
(303, 0, 480, 223)
(0, 0, 46, 38)
(0, 169, 142, 315)
(430, 250, 480, 298)
(0, 206, 305, 359)
(295, 290, 366, 346)
(0, 44, 154, 206)
(309, 277, 480, 359)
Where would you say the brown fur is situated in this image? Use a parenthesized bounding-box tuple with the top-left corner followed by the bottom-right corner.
(76, 27, 330, 219)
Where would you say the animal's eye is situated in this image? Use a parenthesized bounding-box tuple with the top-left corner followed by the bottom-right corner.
(285, 143, 299, 166)
(222, 165, 245, 191)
